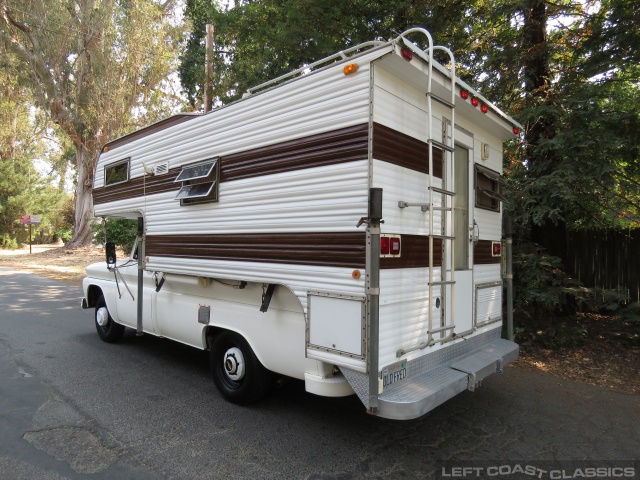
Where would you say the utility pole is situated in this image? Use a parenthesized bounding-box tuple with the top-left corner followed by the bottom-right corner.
(204, 24, 214, 113)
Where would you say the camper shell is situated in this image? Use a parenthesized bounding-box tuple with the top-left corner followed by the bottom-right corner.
(82, 28, 521, 420)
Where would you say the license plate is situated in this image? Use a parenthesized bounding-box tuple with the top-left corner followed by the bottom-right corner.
(382, 360, 407, 388)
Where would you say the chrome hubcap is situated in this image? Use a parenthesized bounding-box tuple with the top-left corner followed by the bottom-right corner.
(96, 307, 110, 327)
(223, 347, 245, 382)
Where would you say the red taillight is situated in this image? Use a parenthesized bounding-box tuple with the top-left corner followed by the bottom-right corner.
(471, 97, 479, 107)
(513, 127, 520, 135)
(492, 241, 502, 257)
(380, 236, 390, 255)
(460, 89, 469, 100)
(401, 48, 413, 61)
(390, 237, 401, 255)
(481, 104, 488, 114)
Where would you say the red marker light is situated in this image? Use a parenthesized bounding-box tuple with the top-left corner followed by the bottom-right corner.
(380, 236, 390, 255)
(492, 241, 502, 257)
(481, 104, 488, 114)
(513, 127, 520, 135)
(401, 48, 413, 61)
(460, 89, 469, 100)
(471, 97, 479, 107)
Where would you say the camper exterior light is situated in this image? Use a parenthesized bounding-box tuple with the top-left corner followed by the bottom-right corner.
(343, 63, 358, 75)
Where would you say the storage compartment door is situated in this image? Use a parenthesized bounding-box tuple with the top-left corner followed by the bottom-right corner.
(306, 293, 367, 373)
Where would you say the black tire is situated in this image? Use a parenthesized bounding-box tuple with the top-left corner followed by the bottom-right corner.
(95, 295, 125, 343)
(211, 331, 272, 405)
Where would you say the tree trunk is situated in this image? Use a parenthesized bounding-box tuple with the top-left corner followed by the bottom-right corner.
(67, 146, 95, 247)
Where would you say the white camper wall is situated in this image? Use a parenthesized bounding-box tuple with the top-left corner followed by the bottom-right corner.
(93, 48, 390, 311)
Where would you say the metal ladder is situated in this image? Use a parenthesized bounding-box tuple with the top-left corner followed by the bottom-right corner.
(396, 28, 457, 356)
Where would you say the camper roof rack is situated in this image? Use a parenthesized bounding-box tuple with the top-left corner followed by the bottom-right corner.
(244, 41, 386, 97)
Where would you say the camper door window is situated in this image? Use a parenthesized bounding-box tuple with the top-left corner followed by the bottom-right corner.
(104, 158, 130, 186)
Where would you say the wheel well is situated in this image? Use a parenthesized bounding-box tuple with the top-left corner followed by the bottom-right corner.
(86, 285, 104, 308)
(203, 326, 225, 351)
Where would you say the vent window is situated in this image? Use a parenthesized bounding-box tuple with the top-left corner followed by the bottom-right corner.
(104, 158, 130, 186)
(174, 158, 219, 205)
(475, 165, 507, 212)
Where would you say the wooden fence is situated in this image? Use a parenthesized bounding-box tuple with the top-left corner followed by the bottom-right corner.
(534, 225, 640, 303)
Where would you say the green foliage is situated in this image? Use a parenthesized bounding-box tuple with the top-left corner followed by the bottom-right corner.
(0, 233, 18, 249)
(180, 0, 475, 107)
(511, 241, 572, 321)
(1, 0, 186, 246)
(92, 218, 138, 253)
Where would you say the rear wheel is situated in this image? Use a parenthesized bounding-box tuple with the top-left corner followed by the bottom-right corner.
(211, 331, 272, 405)
(95, 295, 125, 343)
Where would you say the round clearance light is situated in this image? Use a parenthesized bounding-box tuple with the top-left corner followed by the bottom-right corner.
(102, 146, 109, 153)
(401, 48, 413, 61)
(343, 63, 358, 75)
(460, 89, 469, 100)
(481, 104, 488, 114)
(352, 270, 361, 280)
(471, 97, 479, 107)
(513, 127, 520, 135)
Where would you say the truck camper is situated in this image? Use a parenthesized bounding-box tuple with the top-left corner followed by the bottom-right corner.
(82, 27, 522, 420)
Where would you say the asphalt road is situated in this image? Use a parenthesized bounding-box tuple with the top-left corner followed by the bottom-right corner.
(0, 266, 638, 480)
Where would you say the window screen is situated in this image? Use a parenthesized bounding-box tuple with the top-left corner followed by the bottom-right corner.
(104, 158, 130, 186)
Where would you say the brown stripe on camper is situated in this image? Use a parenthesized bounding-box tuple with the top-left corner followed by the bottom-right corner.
(220, 123, 369, 182)
(146, 232, 367, 268)
(145, 233, 441, 269)
(93, 167, 182, 204)
(474, 240, 502, 265)
(94, 122, 444, 205)
(372, 123, 443, 178)
(380, 235, 442, 269)
(94, 124, 369, 205)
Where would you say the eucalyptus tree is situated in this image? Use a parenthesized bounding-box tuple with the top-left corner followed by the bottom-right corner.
(0, 0, 184, 246)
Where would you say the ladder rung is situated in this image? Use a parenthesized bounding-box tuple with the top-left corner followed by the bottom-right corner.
(426, 92, 455, 108)
(429, 280, 456, 286)
(429, 186, 455, 196)
(428, 139, 455, 153)
(431, 234, 455, 240)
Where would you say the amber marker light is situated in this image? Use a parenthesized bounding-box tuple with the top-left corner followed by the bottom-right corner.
(352, 270, 361, 280)
(102, 146, 109, 153)
(343, 63, 358, 75)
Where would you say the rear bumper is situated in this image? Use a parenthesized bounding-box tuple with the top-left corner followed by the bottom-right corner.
(341, 328, 519, 420)
(378, 337, 518, 420)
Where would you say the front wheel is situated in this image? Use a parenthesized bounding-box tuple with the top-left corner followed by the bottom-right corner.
(95, 295, 125, 343)
(211, 331, 272, 405)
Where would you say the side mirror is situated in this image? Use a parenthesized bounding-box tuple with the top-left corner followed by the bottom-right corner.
(105, 242, 117, 265)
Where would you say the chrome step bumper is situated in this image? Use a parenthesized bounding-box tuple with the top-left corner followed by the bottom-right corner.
(340, 329, 519, 420)
(378, 338, 519, 420)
